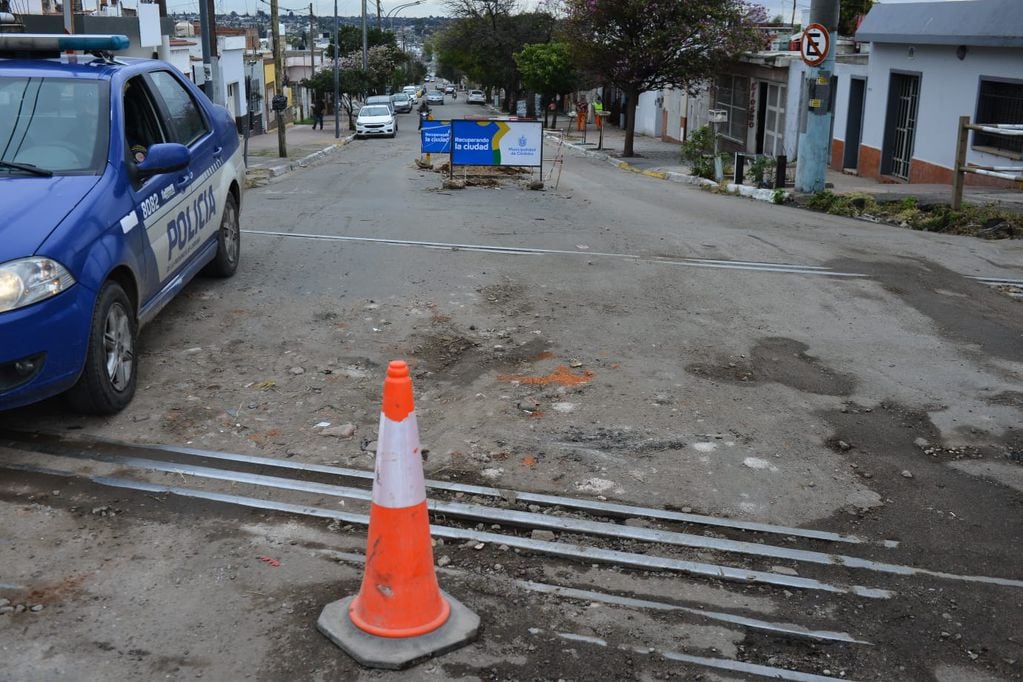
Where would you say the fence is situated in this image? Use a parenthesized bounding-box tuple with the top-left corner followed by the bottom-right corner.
(952, 116, 1023, 210)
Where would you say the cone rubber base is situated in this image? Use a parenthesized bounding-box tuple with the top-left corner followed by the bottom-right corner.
(317, 591, 480, 670)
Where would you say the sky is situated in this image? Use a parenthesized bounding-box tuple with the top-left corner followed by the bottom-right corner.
(758, 0, 968, 24)
(157, 0, 969, 24)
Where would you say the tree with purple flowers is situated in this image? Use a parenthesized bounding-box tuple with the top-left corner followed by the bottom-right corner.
(562, 0, 767, 156)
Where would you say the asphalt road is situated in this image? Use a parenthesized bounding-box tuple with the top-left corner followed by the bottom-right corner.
(1, 94, 1022, 681)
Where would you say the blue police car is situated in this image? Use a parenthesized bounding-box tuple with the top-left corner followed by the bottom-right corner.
(0, 34, 245, 414)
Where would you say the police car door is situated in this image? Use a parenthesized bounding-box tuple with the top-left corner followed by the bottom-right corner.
(122, 74, 179, 303)
(142, 69, 220, 287)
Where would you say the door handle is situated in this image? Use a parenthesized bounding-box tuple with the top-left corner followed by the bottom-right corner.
(213, 146, 223, 157)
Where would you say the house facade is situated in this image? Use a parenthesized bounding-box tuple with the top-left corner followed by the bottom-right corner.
(853, 0, 1023, 185)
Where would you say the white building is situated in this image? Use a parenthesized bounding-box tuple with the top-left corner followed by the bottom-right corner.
(852, 0, 1023, 185)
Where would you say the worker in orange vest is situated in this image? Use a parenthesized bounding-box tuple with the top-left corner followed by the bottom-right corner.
(576, 98, 587, 132)
(593, 97, 604, 130)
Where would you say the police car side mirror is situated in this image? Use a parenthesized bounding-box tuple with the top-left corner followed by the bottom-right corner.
(135, 143, 190, 177)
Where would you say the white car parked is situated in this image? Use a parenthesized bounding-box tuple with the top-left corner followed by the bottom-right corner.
(467, 89, 485, 105)
(355, 105, 397, 138)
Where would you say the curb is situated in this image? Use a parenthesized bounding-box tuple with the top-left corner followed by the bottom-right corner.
(245, 133, 356, 182)
(547, 133, 787, 203)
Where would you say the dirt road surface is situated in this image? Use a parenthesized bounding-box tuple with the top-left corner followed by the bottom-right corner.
(2, 107, 1022, 681)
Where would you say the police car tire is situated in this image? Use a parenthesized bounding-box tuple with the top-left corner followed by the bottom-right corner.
(203, 193, 240, 278)
(66, 282, 138, 415)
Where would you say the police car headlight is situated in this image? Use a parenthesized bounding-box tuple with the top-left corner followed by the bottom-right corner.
(0, 258, 76, 313)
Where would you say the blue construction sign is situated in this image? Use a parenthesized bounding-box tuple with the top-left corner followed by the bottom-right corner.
(421, 120, 451, 153)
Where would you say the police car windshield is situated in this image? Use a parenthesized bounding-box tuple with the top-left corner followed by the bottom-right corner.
(0, 77, 109, 175)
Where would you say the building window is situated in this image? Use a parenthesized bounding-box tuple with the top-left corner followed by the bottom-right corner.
(974, 78, 1023, 157)
(715, 74, 749, 142)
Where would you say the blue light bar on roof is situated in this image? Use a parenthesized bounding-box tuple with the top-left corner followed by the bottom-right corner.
(0, 33, 130, 52)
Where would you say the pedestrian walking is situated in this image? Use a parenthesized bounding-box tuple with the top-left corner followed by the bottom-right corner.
(312, 100, 325, 130)
(546, 100, 557, 129)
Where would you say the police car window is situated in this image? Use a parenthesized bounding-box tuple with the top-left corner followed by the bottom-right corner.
(147, 70, 209, 147)
(123, 77, 165, 164)
(0, 77, 109, 174)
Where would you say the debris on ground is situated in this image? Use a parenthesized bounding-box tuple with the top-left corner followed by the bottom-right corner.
(799, 191, 1022, 239)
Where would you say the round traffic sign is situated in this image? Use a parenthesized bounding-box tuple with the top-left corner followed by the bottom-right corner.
(801, 23, 831, 66)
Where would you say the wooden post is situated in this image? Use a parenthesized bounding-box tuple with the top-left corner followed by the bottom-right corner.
(951, 115, 970, 211)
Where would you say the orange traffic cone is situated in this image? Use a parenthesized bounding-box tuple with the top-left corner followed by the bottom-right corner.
(317, 360, 479, 669)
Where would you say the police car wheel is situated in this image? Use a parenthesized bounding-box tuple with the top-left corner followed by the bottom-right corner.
(203, 193, 240, 278)
(66, 282, 138, 415)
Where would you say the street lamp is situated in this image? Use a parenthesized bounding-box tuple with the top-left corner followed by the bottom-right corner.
(386, 0, 425, 33)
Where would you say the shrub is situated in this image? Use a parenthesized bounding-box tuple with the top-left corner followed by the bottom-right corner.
(681, 126, 717, 180)
(746, 155, 773, 187)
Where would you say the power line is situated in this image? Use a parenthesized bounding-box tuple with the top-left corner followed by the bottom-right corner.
(258, 0, 304, 14)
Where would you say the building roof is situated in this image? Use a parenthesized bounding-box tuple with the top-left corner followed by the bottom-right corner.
(856, 0, 1023, 47)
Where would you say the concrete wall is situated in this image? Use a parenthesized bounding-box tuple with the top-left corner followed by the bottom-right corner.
(830, 62, 870, 149)
(162, 41, 193, 79)
(634, 91, 659, 137)
(629, 88, 688, 142)
(217, 36, 247, 118)
(787, 57, 869, 163)
(860, 43, 1023, 183)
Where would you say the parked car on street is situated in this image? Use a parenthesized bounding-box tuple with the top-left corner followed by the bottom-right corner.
(467, 89, 486, 104)
(426, 91, 444, 106)
(355, 105, 397, 138)
(390, 92, 412, 113)
(364, 94, 394, 114)
(444, 85, 455, 95)
(0, 33, 245, 414)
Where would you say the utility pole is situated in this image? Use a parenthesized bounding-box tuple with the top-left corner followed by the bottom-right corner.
(207, 0, 222, 104)
(271, 0, 287, 157)
(376, 0, 381, 30)
(361, 0, 368, 70)
(334, 0, 341, 138)
(309, 2, 314, 119)
(198, 0, 213, 97)
(63, 0, 73, 34)
(794, 0, 839, 193)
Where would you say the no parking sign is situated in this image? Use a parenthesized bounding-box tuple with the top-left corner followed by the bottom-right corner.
(801, 23, 830, 66)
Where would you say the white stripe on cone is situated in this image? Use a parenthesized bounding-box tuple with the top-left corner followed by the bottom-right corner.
(372, 410, 427, 508)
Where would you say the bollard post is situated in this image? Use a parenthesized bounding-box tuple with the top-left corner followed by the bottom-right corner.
(951, 116, 969, 210)
(734, 153, 746, 184)
(774, 155, 787, 189)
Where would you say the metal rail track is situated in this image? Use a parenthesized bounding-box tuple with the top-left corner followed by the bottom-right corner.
(322, 549, 869, 645)
(9, 433, 1023, 681)
(242, 230, 868, 278)
(0, 431, 880, 545)
(5, 443, 1021, 590)
(0, 459, 891, 599)
(242, 230, 1022, 297)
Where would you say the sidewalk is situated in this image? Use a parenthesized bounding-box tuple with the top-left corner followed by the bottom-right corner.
(549, 120, 1023, 210)
(242, 121, 355, 184)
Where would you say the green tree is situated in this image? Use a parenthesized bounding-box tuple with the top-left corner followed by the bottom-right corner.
(840, 0, 874, 36)
(563, 0, 765, 156)
(514, 41, 576, 97)
(436, 0, 555, 112)
(334, 24, 397, 56)
(303, 61, 371, 130)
